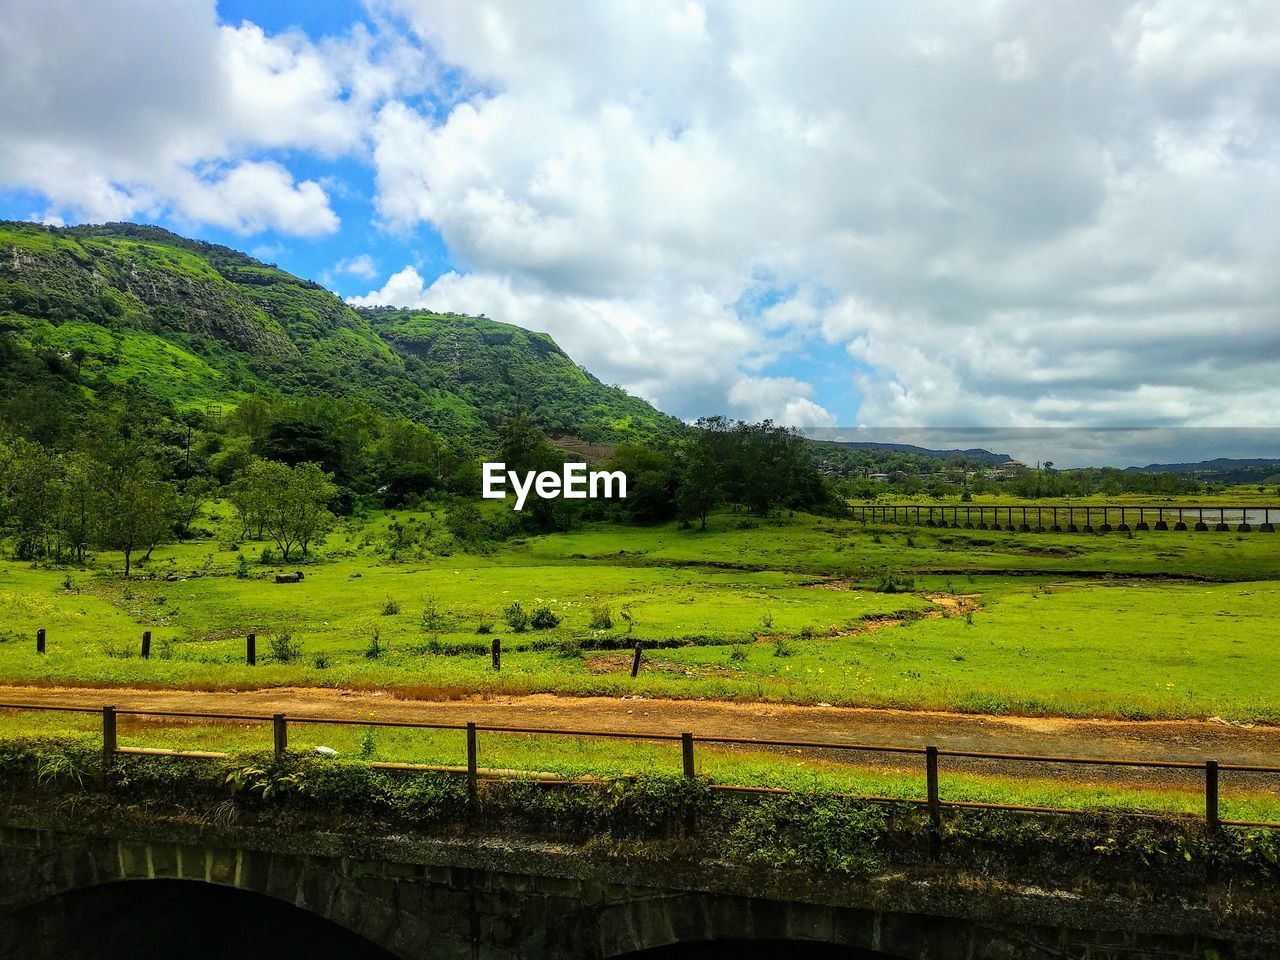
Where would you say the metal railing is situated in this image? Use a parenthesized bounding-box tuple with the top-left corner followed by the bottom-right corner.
(853, 504, 1278, 533)
(3, 700, 1278, 834)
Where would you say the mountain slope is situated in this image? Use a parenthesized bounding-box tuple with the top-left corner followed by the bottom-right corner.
(363, 308, 668, 441)
(0, 221, 680, 445)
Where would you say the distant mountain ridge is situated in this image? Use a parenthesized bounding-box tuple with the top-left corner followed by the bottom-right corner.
(806, 438, 1013, 473)
(1126, 457, 1280, 474)
(0, 220, 680, 446)
(827, 440, 1012, 463)
(1125, 457, 1280, 484)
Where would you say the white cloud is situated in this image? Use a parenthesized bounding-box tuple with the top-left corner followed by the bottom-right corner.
(335, 254, 379, 280)
(7, 1, 1280, 428)
(347, 265, 431, 307)
(361, 0, 1280, 426)
(728, 377, 836, 429)
(0, 0, 381, 234)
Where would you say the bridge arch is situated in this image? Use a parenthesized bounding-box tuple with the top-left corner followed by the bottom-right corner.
(0, 878, 396, 960)
(593, 893, 920, 960)
(616, 941, 905, 959)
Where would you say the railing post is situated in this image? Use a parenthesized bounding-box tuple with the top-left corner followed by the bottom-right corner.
(272, 713, 287, 760)
(926, 745, 941, 857)
(1205, 760, 1219, 837)
(101, 705, 117, 786)
(466, 722, 478, 810)
(682, 732, 696, 778)
(141, 630, 151, 659)
(491, 637, 501, 671)
(36, 627, 46, 654)
(631, 644, 643, 678)
(246, 633, 256, 667)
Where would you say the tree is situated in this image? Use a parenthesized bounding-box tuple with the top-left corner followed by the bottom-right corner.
(0, 438, 62, 561)
(497, 415, 574, 531)
(677, 444, 720, 530)
(93, 454, 176, 576)
(173, 476, 214, 541)
(56, 450, 96, 563)
(252, 460, 338, 561)
(226, 458, 272, 539)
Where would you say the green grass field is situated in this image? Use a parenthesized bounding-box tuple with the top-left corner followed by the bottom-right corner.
(2, 502, 1279, 721)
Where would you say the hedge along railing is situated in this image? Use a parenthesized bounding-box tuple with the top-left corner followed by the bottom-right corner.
(2, 702, 1279, 837)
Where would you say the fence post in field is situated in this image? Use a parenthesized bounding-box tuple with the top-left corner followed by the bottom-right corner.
(36, 628, 45, 654)
(272, 713, 288, 760)
(140, 630, 151, 659)
(926, 745, 942, 857)
(1205, 760, 1219, 837)
(682, 732, 696, 778)
(466, 722, 478, 810)
(101, 705, 117, 786)
(246, 633, 256, 667)
(631, 644, 643, 678)
(491, 637, 501, 671)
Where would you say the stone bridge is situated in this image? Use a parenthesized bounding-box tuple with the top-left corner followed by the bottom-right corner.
(0, 807, 1264, 960)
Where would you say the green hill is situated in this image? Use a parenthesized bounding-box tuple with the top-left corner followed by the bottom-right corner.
(0, 221, 680, 446)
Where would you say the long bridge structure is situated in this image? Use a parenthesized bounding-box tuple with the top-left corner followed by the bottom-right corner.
(853, 504, 1278, 533)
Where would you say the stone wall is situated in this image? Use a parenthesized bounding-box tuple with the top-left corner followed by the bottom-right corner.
(0, 813, 1264, 960)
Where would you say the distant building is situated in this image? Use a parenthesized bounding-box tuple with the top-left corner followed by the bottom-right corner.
(989, 459, 1029, 480)
(867, 472, 891, 482)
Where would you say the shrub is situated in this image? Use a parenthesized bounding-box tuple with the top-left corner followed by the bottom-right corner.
(422, 638, 488, 656)
(235, 554, 251, 579)
(728, 645, 747, 663)
(420, 596, 446, 631)
(312, 654, 331, 670)
(268, 632, 301, 663)
(381, 597, 401, 616)
(475, 614, 494, 635)
(530, 606, 561, 630)
(772, 636, 793, 658)
(101, 639, 134, 659)
(554, 639, 582, 659)
(365, 628, 385, 659)
(588, 604, 613, 630)
(876, 570, 915, 593)
(503, 602, 529, 632)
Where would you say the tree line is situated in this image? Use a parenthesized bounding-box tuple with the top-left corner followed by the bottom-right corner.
(0, 373, 843, 570)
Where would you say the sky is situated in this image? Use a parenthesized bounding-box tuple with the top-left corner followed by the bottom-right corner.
(2, 0, 1279, 464)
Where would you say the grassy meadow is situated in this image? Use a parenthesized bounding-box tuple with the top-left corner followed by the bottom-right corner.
(1, 499, 1279, 721)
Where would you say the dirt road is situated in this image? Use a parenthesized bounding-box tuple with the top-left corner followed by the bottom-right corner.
(2, 684, 1277, 791)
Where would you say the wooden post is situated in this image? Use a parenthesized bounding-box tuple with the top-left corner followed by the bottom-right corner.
(1205, 760, 1219, 837)
(630, 644, 642, 678)
(272, 713, 287, 760)
(36, 628, 45, 654)
(466, 722, 478, 810)
(682, 732, 696, 778)
(101, 705, 117, 786)
(926, 745, 941, 856)
(491, 637, 501, 671)
(140, 630, 151, 659)
(246, 633, 256, 667)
